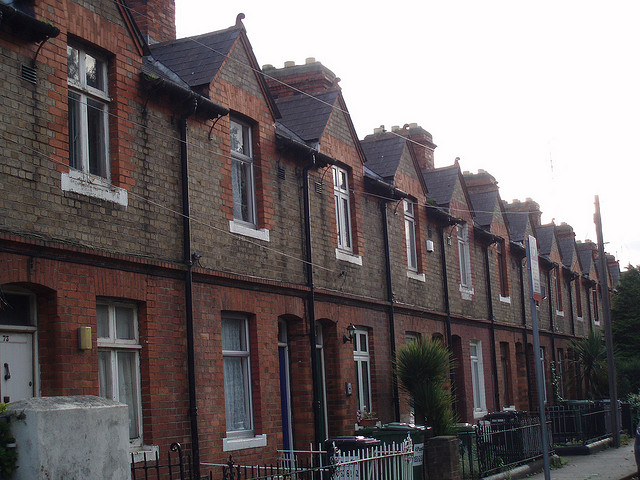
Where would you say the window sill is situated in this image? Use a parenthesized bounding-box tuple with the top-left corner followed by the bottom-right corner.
(473, 409, 487, 419)
(499, 295, 511, 304)
(577, 316, 583, 321)
(61, 169, 128, 207)
(459, 284, 474, 300)
(555, 310, 564, 317)
(130, 445, 159, 463)
(335, 248, 362, 266)
(407, 270, 425, 282)
(223, 434, 267, 452)
(229, 220, 270, 242)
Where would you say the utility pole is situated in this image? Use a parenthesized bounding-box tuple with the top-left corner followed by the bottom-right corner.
(526, 236, 551, 480)
(594, 195, 620, 447)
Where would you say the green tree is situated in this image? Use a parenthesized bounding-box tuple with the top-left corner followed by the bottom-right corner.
(569, 329, 608, 400)
(611, 265, 640, 397)
(395, 338, 457, 436)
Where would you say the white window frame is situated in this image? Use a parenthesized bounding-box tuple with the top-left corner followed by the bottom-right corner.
(458, 224, 473, 289)
(333, 166, 353, 252)
(470, 339, 487, 417)
(230, 119, 257, 227)
(353, 328, 372, 414)
(97, 300, 143, 446)
(222, 313, 263, 447)
(404, 200, 418, 271)
(67, 44, 110, 179)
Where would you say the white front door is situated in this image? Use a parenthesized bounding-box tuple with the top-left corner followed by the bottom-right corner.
(0, 332, 34, 403)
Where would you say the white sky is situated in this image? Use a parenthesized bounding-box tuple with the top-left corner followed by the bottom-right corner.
(176, 1, 640, 270)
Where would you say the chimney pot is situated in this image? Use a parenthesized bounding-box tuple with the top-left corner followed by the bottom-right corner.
(373, 127, 384, 134)
(262, 64, 274, 70)
(409, 122, 419, 129)
(305, 57, 316, 64)
(391, 125, 400, 132)
(284, 61, 295, 67)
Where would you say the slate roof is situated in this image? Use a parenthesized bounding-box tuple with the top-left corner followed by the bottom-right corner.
(505, 211, 528, 243)
(149, 28, 240, 88)
(142, 55, 190, 88)
(275, 91, 339, 143)
(535, 224, 555, 257)
(422, 165, 459, 209)
(576, 244, 595, 275)
(557, 231, 576, 268)
(468, 190, 498, 229)
(360, 134, 407, 180)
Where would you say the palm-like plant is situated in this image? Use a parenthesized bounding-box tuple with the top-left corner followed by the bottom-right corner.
(395, 337, 457, 436)
(569, 329, 608, 400)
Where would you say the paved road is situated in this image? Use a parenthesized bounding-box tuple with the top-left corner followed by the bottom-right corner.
(524, 443, 637, 480)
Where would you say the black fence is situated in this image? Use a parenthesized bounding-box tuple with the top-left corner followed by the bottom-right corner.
(130, 443, 201, 480)
(545, 401, 619, 445)
(459, 413, 552, 480)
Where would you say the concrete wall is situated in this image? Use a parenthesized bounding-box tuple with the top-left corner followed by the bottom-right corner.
(8, 396, 129, 480)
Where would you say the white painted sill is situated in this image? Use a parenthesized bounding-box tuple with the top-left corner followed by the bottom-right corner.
(130, 445, 159, 463)
(473, 409, 487, 419)
(223, 434, 267, 452)
(555, 310, 565, 317)
(61, 169, 128, 207)
(459, 284, 474, 300)
(335, 248, 362, 266)
(229, 220, 270, 242)
(499, 295, 511, 304)
(577, 316, 584, 321)
(407, 270, 426, 282)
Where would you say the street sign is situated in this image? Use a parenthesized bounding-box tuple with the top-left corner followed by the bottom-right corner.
(528, 235, 542, 301)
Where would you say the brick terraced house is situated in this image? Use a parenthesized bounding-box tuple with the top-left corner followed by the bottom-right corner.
(0, 0, 618, 471)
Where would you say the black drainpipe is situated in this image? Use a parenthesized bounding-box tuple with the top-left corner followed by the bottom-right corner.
(179, 107, 201, 479)
(518, 256, 534, 411)
(567, 271, 576, 337)
(381, 201, 400, 421)
(483, 242, 500, 410)
(303, 155, 322, 446)
(586, 280, 594, 333)
(439, 224, 456, 412)
(547, 268, 556, 363)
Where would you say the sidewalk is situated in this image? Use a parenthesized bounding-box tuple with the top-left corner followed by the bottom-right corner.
(523, 443, 637, 480)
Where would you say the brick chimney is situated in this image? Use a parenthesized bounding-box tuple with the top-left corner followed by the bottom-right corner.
(126, 0, 176, 44)
(463, 169, 498, 193)
(263, 58, 339, 99)
(384, 123, 436, 171)
(505, 198, 542, 227)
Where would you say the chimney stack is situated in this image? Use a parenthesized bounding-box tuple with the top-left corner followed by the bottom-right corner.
(263, 59, 339, 99)
(463, 169, 499, 193)
(404, 123, 436, 172)
(127, 0, 176, 43)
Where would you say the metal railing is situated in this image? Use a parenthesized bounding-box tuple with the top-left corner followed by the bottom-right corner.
(458, 415, 552, 479)
(545, 402, 617, 445)
(206, 438, 414, 480)
(130, 442, 196, 480)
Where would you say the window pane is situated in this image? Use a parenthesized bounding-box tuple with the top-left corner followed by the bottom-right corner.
(222, 317, 245, 351)
(87, 98, 107, 177)
(342, 198, 351, 248)
(85, 52, 105, 91)
(117, 351, 140, 439)
(115, 306, 135, 340)
(232, 158, 254, 224)
(230, 121, 244, 155)
(96, 304, 109, 338)
(360, 361, 371, 412)
(224, 356, 250, 431)
(67, 45, 79, 83)
(68, 92, 82, 170)
(98, 350, 112, 398)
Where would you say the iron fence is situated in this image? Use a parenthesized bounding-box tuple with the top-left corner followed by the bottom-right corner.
(458, 415, 552, 480)
(130, 442, 197, 480)
(545, 402, 616, 445)
(204, 439, 414, 480)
